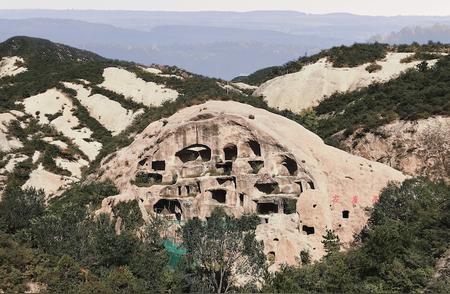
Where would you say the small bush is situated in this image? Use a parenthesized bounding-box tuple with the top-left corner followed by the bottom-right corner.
(365, 63, 382, 73)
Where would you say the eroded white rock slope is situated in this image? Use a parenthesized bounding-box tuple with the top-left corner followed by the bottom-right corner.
(63, 82, 143, 135)
(0, 56, 27, 78)
(21, 89, 102, 161)
(99, 67, 179, 107)
(0, 112, 23, 152)
(255, 52, 438, 113)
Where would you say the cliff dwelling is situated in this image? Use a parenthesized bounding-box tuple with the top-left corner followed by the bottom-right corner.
(98, 101, 406, 268)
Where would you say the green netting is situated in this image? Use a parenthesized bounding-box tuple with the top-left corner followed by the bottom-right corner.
(164, 239, 187, 268)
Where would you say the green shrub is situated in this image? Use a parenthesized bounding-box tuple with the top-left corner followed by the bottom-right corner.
(365, 63, 382, 73)
(0, 186, 45, 233)
(112, 200, 144, 231)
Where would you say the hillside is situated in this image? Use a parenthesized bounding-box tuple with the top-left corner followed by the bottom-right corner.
(0, 36, 266, 198)
(0, 37, 448, 293)
(235, 43, 449, 111)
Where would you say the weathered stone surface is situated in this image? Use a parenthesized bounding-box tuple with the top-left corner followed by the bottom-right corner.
(96, 100, 406, 269)
(340, 116, 450, 183)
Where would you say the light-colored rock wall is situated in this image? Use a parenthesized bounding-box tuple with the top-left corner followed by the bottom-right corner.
(96, 100, 405, 268)
(63, 82, 143, 135)
(340, 116, 450, 182)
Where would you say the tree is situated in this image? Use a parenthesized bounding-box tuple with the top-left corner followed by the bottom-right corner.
(322, 230, 341, 256)
(0, 186, 45, 233)
(27, 202, 88, 258)
(299, 250, 311, 265)
(88, 214, 138, 268)
(181, 208, 267, 293)
(104, 266, 143, 293)
(129, 216, 176, 292)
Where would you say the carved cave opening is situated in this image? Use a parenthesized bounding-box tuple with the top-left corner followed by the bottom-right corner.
(152, 160, 166, 171)
(216, 176, 236, 188)
(281, 156, 298, 176)
(176, 144, 211, 163)
(239, 193, 245, 206)
(302, 225, 315, 235)
(257, 202, 279, 214)
(248, 140, 261, 157)
(138, 157, 148, 166)
(215, 161, 233, 175)
(267, 251, 276, 264)
(282, 198, 297, 214)
(342, 210, 350, 219)
(153, 199, 182, 221)
(255, 182, 279, 194)
(211, 189, 227, 203)
(249, 160, 264, 174)
(224, 144, 238, 161)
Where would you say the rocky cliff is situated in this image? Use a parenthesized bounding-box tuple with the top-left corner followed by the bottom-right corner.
(95, 100, 405, 268)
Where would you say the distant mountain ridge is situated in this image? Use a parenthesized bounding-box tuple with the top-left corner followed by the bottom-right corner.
(371, 24, 450, 44)
(1, 10, 450, 79)
(0, 18, 336, 79)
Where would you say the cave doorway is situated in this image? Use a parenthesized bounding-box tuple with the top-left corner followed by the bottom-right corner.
(255, 182, 279, 194)
(223, 144, 237, 161)
(211, 189, 227, 203)
(257, 202, 279, 214)
(302, 225, 315, 235)
(154, 199, 182, 221)
(175, 144, 211, 163)
(281, 156, 298, 176)
(152, 160, 166, 171)
(248, 140, 261, 156)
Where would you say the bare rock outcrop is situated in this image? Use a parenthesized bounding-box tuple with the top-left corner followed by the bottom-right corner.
(96, 101, 405, 268)
(340, 116, 450, 183)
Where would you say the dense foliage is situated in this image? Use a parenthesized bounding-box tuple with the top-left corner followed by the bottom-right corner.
(1, 176, 448, 293)
(0, 181, 176, 292)
(0, 174, 265, 293)
(181, 209, 266, 292)
(264, 178, 450, 293)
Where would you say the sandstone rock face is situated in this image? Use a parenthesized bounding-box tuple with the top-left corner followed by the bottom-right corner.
(97, 101, 406, 268)
(340, 116, 450, 183)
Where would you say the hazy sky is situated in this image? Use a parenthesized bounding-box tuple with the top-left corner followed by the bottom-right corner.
(1, 0, 450, 16)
